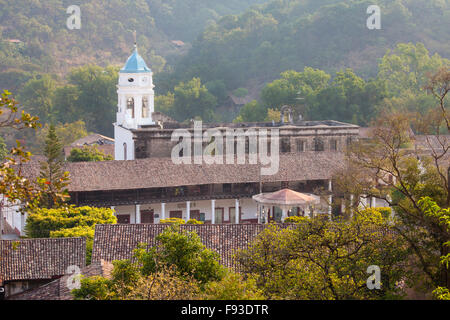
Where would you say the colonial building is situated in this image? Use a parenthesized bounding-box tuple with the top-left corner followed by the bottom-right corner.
(64, 46, 364, 224)
(6, 46, 387, 234)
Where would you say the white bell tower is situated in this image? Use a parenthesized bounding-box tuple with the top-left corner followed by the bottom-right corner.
(114, 42, 155, 160)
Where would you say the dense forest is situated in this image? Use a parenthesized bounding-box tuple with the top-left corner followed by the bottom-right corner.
(159, 0, 450, 92)
(0, 0, 449, 150)
(0, 0, 269, 86)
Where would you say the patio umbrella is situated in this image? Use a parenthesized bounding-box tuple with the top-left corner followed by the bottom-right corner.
(252, 188, 320, 222)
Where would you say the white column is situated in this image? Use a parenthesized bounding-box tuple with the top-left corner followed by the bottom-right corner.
(256, 204, 260, 224)
(111, 206, 116, 216)
(135, 204, 141, 224)
(281, 208, 288, 222)
(350, 195, 354, 218)
(20, 213, 26, 236)
(211, 199, 216, 224)
(161, 203, 166, 221)
(371, 197, 376, 208)
(134, 95, 142, 125)
(186, 201, 191, 221)
(235, 199, 240, 224)
(328, 179, 332, 220)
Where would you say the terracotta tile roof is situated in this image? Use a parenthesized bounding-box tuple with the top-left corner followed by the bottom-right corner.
(8, 260, 112, 300)
(92, 224, 278, 270)
(414, 135, 450, 150)
(21, 152, 344, 192)
(0, 238, 86, 283)
(69, 134, 114, 147)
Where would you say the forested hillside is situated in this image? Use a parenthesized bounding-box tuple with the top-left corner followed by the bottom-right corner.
(0, 0, 269, 90)
(159, 0, 450, 93)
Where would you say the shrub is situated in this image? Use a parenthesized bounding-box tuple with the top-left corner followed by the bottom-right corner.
(26, 206, 116, 264)
(377, 207, 392, 219)
(283, 216, 308, 224)
(186, 219, 203, 225)
(67, 146, 113, 162)
(160, 217, 185, 225)
(203, 272, 264, 300)
(232, 87, 248, 98)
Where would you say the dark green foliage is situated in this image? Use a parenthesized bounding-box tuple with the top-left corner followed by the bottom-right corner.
(237, 216, 410, 300)
(67, 146, 113, 162)
(165, 0, 450, 91)
(38, 124, 69, 208)
(0, 136, 7, 160)
(165, 77, 218, 122)
(135, 226, 226, 284)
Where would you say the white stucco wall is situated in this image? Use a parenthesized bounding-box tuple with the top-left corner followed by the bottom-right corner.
(1, 196, 26, 236)
(114, 124, 134, 160)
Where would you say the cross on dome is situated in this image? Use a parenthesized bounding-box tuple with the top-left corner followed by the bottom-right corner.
(120, 33, 151, 73)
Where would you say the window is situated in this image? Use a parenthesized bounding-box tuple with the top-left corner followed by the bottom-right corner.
(127, 97, 135, 118)
(142, 97, 149, 118)
(123, 143, 127, 160)
(215, 208, 224, 224)
(314, 138, 324, 151)
(281, 137, 291, 153)
(128, 78, 134, 83)
(330, 139, 337, 151)
(296, 140, 305, 152)
(169, 211, 182, 219)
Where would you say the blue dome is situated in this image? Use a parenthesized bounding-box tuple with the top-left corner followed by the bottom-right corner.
(120, 48, 151, 73)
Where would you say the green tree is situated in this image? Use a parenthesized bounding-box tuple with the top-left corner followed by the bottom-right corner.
(135, 226, 226, 284)
(261, 68, 331, 110)
(35, 120, 89, 154)
(378, 43, 450, 96)
(18, 74, 57, 123)
(67, 65, 118, 136)
(419, 197, 450, 300)
(237, 214, 409, 300)
(170, 78, 218, 122)
(233, 100, 266, 122)
(334, 106, 449, 293)
(202, 273, 263, 300)
(155, 92, 175, 115)
(52, 85, 81, 124)
(67, 146, 113, 162)
(307, 69, 386, 125)
(0, 136, 7, 160)
(38, 124, 69, 208)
